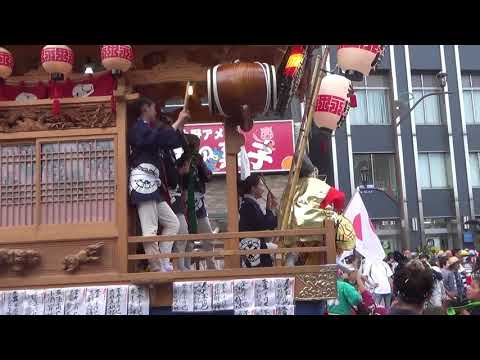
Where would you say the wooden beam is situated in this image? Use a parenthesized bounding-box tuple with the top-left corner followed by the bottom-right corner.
(128, 228, 327, 243)
(114, 78, 130, 273)
(0, 264, 328, 289)
(0, 127, 118, 141)
(128, 246, 328, 260)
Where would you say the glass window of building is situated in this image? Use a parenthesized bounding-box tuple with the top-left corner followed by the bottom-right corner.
(469, 152, 480, 187)
(462, 73, 480, 124)
(424, 217, 458, 249)
(418, 153, 453, 188)
(349, 74, 392, 125)
(412, 73, 444, 125)
(353, 153, 397, 197)
(371, 219, 401, 252)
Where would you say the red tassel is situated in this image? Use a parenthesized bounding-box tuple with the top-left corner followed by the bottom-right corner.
(111, 76, 118, 113)
(111, 95, 116, 114)
(349, 94, 357, 108)
(53, 98, 60, 116)
(0, 79, 5, 101)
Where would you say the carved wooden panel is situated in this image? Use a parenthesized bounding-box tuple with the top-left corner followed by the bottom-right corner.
(0, 239, 114, 278)
(0, 104, 115, 133)
(295, 266, 337, 300)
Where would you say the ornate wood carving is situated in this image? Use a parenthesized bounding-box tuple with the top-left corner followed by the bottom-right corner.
(0, 248, 41, 274)
(0, 103, 115, 133)
(63, 242, 104, 273)
(295, 266, 337, 300)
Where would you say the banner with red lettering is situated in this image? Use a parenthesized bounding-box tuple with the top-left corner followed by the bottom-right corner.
(183, 120, 295, 174)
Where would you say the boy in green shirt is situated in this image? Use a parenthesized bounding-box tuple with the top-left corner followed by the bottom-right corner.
(327, 275, 362, 315)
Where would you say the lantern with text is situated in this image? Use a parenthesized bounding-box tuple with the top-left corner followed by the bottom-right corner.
(41, 45, 74, 115)
(284, 46, 304, 77)
(313, 74, 351, 131)
(100, 45, 133, 113)
(0, 47, 13, 100)
(101, 45, 134, 75)
(337, 45, 384, 81)
(0, 47, 13, 80)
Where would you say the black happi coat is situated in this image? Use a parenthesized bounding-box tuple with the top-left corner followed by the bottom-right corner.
(239, 196, 277, 268)
(128, 119, 184, 205)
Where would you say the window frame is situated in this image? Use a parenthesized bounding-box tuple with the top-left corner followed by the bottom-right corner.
(469, 151, 480, 188)
(0, 135, 117, 230)
(462, 73, 480, 125)
(349, 74, 393, 126)
(418, 152, 453, 189)
(411, 73, 444, 126)
(353, 152, 398, 197)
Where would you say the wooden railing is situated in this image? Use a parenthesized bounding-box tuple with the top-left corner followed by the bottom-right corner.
(127, 221, 337, 282)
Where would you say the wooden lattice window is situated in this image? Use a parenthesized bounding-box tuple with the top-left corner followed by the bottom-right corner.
(0, 138, 116, 228)
(40, 139, 116, 225)
(0, 143, 36, 227)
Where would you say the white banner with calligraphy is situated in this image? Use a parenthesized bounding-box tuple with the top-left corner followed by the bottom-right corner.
(172, 277, 295, 315)
(0, 285, 149, 316)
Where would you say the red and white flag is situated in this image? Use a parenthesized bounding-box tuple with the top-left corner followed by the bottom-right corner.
(344, 191, 386, 261)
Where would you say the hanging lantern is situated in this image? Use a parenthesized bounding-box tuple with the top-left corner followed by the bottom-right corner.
(0, 47, 14, 80)
(0, 47, 13, 101)
(100, 45, 134, 114)
(313, 74, 351, 131)
(284, 46, 304, 77)
(100, 45, 134, 73)
(41, 45, 74, 115)
(337, 45, 383, 81)
(41, 45, 74, 78)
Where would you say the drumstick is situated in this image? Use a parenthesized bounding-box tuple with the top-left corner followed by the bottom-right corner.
(260, 175, 275, 200)
(184, 82, 194, 112)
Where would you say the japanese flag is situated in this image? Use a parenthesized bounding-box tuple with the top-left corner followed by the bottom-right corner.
(344, 191, 386, 261)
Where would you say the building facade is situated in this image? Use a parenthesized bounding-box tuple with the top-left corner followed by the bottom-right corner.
(322, 45, 480, 252)
(203, 45, 480, 253)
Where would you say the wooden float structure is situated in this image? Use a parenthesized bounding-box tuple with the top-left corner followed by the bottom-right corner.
(0, 45, 337, 308)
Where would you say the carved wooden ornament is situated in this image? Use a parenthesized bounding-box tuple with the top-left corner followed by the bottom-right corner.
(295, 266, 337, 301)
(0, 248, 41, 274)
(63, 242, 104, 273)
(0, 104, 115, 133)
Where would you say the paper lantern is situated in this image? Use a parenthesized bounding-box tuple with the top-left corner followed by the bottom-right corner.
(284, 46, 304, 77)
(41, 45, 74, 76)
(313, 74, 351, 130)
(101, 45, 134, 72)
(0, 47, 14, 79)
(337, 45, 383, 77)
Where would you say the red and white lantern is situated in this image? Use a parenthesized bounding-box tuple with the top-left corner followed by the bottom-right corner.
(101, 45, 134, 72)
(41, 45, 74, 76)
(313, 74, 351, 130)
(0, 47, 14, 80)
(337, 45, 383, 77)
(41, 45, 74, 115)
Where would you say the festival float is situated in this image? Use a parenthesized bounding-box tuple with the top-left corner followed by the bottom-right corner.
(0, 45, 381, 315)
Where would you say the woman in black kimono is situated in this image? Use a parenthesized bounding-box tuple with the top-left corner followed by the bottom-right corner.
(238, 174, 278, 268)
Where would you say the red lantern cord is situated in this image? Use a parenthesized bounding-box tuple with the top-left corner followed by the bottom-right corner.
(111, 75, 118, 114)
(348, 85, 357, 108)
(50, 80, 62, 116)
(0, 79, 5, 101)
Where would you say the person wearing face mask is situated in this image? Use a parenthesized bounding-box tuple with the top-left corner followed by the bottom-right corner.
(238, 174, 278, 268)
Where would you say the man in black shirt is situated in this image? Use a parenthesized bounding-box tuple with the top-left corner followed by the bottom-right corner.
(128, 97, 189, 272)
(183, 134, 217, 270)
